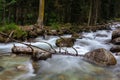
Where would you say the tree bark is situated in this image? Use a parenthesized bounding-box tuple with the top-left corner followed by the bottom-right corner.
(87, 0, 92, 27)
(37, 0, 45, 29)
(94, 0, 99, 25)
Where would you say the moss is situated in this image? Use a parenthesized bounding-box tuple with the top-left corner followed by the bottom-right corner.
(13, 27, 27, 40)
(0, 23, 18, 33)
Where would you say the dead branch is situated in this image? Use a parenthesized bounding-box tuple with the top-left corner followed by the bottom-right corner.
(0, 32, 52, 54)
(72, 47, 78, 56)
(38, 41, 56, 53)
(5, 31, 14, 43)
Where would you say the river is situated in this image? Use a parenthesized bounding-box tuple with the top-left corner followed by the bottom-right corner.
(0, 23, 120, 80)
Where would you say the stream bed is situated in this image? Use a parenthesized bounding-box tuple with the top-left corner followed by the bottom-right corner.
(0, 23, 120, 80)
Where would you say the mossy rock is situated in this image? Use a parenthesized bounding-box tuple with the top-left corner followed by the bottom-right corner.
(56, 38, 76, 47)
(0, 36, 6, 42)
(71, 32, 82, 39)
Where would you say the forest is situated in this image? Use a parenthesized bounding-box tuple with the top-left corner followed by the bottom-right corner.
(0, 0, 120, 26)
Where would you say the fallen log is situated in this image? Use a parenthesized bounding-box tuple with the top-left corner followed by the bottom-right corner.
(12, 45, 52, 61)
(0, 32, 82, 61)
(0, 32, 55, 53)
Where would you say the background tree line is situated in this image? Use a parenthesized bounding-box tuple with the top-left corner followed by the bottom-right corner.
(0, 0, 120, 26)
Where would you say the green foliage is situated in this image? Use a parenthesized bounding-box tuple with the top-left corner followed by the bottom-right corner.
(114, 18, 120, 21)
(13, 27, 27, 39)
(0, 23, 17, 32)
(0, 23, 27, 39)
(50, 22, 60, 30)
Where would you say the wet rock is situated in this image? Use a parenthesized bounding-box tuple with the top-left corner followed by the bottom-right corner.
(112, 29, 120, 40)
(56, 38, 76, 47)
(110, 46, 120, 52)
(16, 65, 27, 71)
(32, 61, 40, 73)
(116, 52, 120, 56)
(71, 33, 82, 39)
(84, 48, 117, 66)
(112, 37, 120, 45)
(28, 31, 38, 38)
(95, 34, 108, 37)
(31, 51, 52, 61)
(0, 66, 4, 72)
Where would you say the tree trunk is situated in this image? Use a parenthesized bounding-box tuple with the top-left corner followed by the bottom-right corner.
(87, 0, 92, 27)
(2, 0, 6, 24)
(94, 0, 99, 25)
(88, 0, 100, 26)
(37, 0, 45, 29)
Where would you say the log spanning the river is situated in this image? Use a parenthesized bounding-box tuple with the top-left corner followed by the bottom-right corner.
(1, 31, 83, 61)
(11, 45, 52, 61)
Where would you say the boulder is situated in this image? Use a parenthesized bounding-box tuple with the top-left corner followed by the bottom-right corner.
(16, 65, 27, 71)
(110, 46, 120, 52)
(56, 37, 76, 47)
(112, 29, 120, 40)
(84, 48, 117, 66)
(71, 33, 82, 39)
(112, 37, 120, 45)
(0, 66, 4, 72)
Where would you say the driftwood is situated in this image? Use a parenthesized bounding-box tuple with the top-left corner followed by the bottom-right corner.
(5, 31, 14, 43)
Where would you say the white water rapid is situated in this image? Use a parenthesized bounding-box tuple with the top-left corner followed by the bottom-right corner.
(0, 23, 120, 80)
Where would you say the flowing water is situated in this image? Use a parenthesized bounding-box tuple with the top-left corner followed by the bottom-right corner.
(0, 23, 120, 80)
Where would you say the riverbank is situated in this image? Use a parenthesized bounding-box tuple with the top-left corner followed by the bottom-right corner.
(0, 22, 112, 43)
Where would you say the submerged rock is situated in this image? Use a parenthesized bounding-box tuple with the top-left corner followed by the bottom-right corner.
(16, 65, 27, 71)
(84, 48, 117, 66)
(0, 56, 31, 80)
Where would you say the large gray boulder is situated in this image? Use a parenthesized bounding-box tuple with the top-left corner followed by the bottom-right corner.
(84, 48, 117, 66)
